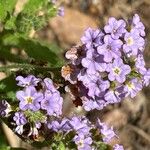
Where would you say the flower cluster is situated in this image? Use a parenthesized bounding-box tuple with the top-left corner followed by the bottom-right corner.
(9, 75, 63, 136)
(62, 14, 150, 111)
(0, 75, 124, 149)
(1, 14, 149, 150)
(47, 116, 124, 150)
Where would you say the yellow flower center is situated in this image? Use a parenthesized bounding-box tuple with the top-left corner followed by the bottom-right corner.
(127, 37, 134, 46)
(26, 97, 33, 104)
(113, 67, 121, 75)
(78, 140, 84, 148)
(127, 82, 135, 90)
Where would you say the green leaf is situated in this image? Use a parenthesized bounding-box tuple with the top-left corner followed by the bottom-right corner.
(0, 46, 28, 63)
(0, 4, 7, 22)
(15, 0, 57, 34)
(2, 34, 62, 66)
(16, 13, 46, 34)
(0, 0, 17, 22)
(0, 75, 18, 101)
(0, 74, 18, 93)
(22, 0, 44, 14)
(19, 38, 59, 65)
(6, 91, 16, 101)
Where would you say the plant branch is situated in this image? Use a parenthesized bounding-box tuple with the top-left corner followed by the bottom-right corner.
(0, 63, 61, 73)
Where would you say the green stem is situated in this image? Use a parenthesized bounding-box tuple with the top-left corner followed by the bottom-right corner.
(0, 63, 61, 72)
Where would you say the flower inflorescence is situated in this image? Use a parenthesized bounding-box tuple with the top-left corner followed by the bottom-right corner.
(12, 75, 63, 136)
(47, 116, 123, 150)
(1, 14, 150, 150)
(62, 14, 150, 111)
(0, 75, 124, 149)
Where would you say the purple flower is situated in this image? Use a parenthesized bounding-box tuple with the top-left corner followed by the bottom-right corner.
(143, 69, 150, 86)
(87, 79, 110, 98)
(82, 91, 107, 111)
(107, 58, 131, 83)
(81, 51, 107, 74)
(13, 112, 27, 126)
(135, 54, 146, 74)
(105, 90, 120, 104)
(123, 29, 145, 56)
(77, 68, 99, 86)
(16, 86, 43, 111)
(16, 75, 41, 87)
(97, 35, 122, 62)
(58, 6, 64, 16)
(104, 86, 126, 104)
(43, 78, 57, 93)
(124, 79, 143, 98)
(0, 100, 11, 117)
(41, 91, 63, 116)
(97, 119, 116, 143)
(81, 28, 104, 48)
(131, 14, 145, 37)
(104, 17, 126, 39)
(73, 134, 92, 150)
(35, 122, 41, 129)
(113, 144, 124, 150)
(62, 14, 147, 112)
(69, 116, 91, 135)
(47, 118, 71, 132)
(82, 98, 103, 111)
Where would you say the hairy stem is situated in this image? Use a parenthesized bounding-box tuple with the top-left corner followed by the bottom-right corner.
(0, 63, 61, 72)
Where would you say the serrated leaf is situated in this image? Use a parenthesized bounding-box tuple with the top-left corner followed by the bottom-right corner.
(16, 13, 46, 34)
(15, 0, 57, 34)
